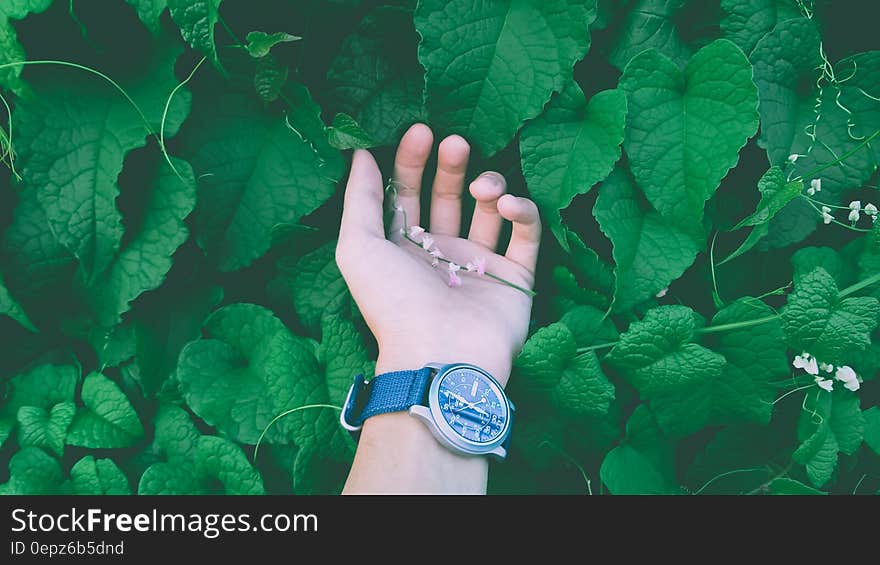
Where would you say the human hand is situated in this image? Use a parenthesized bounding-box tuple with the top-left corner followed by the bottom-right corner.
(336, 123, 541, 385)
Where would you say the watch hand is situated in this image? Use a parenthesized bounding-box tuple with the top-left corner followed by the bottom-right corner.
(461, 398, 488, 415)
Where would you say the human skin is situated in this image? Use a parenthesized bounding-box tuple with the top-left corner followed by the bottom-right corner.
(336, 123, 541, 494)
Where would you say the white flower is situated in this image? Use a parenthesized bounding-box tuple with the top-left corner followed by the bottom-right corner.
(848, 209, 860, 222)
(788, 154, 800, 164)
(810, 179, 822, 193)
(429, 248, 445, 259)
(807, 187, 816, 196)
(835, 366, 861, 392)
(655, 287, 668, 298)
(819, 361, 834, 373)
(865, 203, 878, 216)
(448, 262, 461, 273)
(793, 353, 819, 375)
(421, 234, 435, 251)
(821, 206, 833, 224)
(849, 201, 862, 211)
(408, 225, 425, 238)
(835, 365, 858, 383)
(815, 377, 834, 392)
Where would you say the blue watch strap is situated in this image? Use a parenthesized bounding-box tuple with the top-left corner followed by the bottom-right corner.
(341, 367, 434, 430)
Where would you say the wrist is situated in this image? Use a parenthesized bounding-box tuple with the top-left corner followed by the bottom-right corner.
(375, 342, 513, 387)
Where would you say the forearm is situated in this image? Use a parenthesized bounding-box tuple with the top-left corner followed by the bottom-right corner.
(342, 346, 512, 495)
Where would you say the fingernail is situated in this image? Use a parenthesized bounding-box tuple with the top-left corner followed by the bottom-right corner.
(478, 171, 504, 186)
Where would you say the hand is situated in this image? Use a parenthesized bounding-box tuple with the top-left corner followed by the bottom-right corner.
(336, 124, 541, 385)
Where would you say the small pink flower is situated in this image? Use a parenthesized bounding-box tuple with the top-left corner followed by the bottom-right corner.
(421, 234, 434, 251)
(465, 257, 486, 276)
(448, 270, 462, 287)
(430, 248, 445, 259)
(448, 262, 461, 273)
(409, 225, 425, 238)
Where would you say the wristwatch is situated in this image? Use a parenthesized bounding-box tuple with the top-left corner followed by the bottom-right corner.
(340, 363, 514, 460)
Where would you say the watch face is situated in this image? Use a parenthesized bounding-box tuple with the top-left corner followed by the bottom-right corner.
(435, 366, 508, 445)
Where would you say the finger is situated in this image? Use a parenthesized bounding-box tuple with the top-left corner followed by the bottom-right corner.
(498, 194, 541, 274)
(391, 123, 433, 235)
(340, 149, 385, 245)
(467, 171, 506, 250)
(429, 135, 469, 236)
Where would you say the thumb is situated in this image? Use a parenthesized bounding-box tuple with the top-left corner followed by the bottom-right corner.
(339, 149, 385, 245)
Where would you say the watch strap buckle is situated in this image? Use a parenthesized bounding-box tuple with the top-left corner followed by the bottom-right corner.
(340, 373, 371, 432)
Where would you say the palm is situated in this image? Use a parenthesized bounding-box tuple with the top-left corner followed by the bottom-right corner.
(336, 124, 541, 376)
(363, 233, 534, 356)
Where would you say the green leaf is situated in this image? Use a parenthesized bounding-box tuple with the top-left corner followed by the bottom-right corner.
(734, 166, 804, 228)
(608, 0, 692, 71)
(795, 389, 864, 487)
(553, 227, 615, 311)
(558, 305, 618, 348)
(149, 404, 200, 462)
(0, 418, 13, 448)
(70, 456, 131, 495)
(168, 0, 222, 68)
(17, 402, 75, 456)
(650, 299, 787, 436)
(13, 41, 190, 278)
(0, 187, 76, 310)
(4, 365, 78, 415)
(619, 39, 759, 227)
(137, 461, 202, 494)
(600, 445, 676, 495)
(0, 271, 36, 331)
(67, 372, 145, 448)
(126, 0, 168, 34)
(180, 86, 340, 270)
(253, 54, 288, 103)
(177, 303, 352, 460)
(520, 85, 626, 245)
(133, 284, 223, 397)
(0, 0, 53, 93)
(318, 313, 374, 407)
(89, 324, 138, 369)
(328, 113, 377, 150)
(781, 267, 879, 365)
(607, 305, 726, 398)
(194, 436, 264, 494)
(139, 435, 264, 494)
(766, 477, 826, 495)
(751, 21, 880, 247)
(594, 164, 701, 312)
(281, 242, 353, 330)
(245, 31, 300, 58)
(415, 0, 597, 156)
(177, 303, 314, 444)
(87, 157, 196, 327)
(515, 322, 615, 418)
(792, 246, 855, 288)
(863, 406, 880, 455)
(0, 447, 65, 495)
(324, 6, 425, 146)
(720, 0, 802, 55)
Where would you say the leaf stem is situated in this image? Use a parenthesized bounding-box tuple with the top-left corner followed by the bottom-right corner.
(693, 315, 778, 334)
(252, 404, 342, 463)
(402, 230, 536, 297)
(839, 271, 880, 298)
(692, 467, 768, 495)
(795, 128, 880, 181)
(575, 342, 619, 354)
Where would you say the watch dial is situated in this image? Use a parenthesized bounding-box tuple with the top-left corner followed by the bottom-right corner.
(437, 368, 507, 444)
